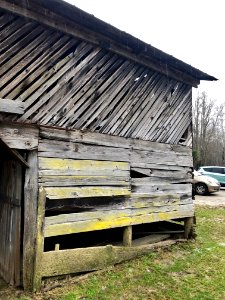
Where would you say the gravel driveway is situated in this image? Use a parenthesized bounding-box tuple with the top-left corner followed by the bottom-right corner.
(194, 188, 225, 207)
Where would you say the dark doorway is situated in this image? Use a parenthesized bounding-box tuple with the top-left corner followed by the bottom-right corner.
(0, 140, 24, 286)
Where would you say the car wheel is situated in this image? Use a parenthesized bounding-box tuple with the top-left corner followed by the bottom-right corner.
(195, 183, 208, 196)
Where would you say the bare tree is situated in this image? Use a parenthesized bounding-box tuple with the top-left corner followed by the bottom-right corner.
(192, 92, 225, 168)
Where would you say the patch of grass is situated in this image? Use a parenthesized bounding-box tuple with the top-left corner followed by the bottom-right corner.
(3, 207, 225, 300)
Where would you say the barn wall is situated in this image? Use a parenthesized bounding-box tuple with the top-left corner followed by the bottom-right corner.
(38, 127, 194, 237)
(0, 9, 192, 144)
(0, 4, 196, 289)
(30, 126, 194, 285)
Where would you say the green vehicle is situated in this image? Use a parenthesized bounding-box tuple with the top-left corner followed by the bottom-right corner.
(198, 166, 225, 187)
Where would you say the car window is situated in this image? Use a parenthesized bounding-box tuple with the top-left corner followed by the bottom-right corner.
(203, 167, 213, 172)
(212, 168, 224, 174)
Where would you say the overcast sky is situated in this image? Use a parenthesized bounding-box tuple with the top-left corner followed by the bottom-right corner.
(65, 0, 224, 103)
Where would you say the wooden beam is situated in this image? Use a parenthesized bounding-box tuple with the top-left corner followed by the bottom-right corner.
(40, 240, 184, 279)
(132, 234, 170, 246)
(23, 151, 39, 291)
(0, 138, 29, 167)
(0, 123, 39, 150)
(33, 187, 46, 292)
(45, 186, 131, 199)
(44, 203, 195, 237)
(10, 149, 29, 168)
(39, 175, 130, 187)
(39, 126, 192, 155)
(0, 98, 24, 114)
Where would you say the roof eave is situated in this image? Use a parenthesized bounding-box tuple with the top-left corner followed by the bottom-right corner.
(0, 0, 217, 86)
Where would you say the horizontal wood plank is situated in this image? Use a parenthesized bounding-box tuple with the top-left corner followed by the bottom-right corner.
(132, 234, 170, 246)
(131, 181, 192, 195)
(131, 149, 193, 167)
(45, 194, 192, 223)
(39, 157, 129, 171)
(39, 157, 130, 178)
(41, 240, 180, 277)
(0, 98, 24, 114)
(38, 138, 192, 169)
(39, 169, 129, 177)
(45, 186, 131, 199)
(45, 193, 192, 213)
(39, 127, 192, 155)
(39, 175, 130, 187)
(131, 167, 192, 181)
(38, 138, 130, 162)
(45, 194, 192, 219)
(131, 162, 189, 171)
(44, 203, 194, 236)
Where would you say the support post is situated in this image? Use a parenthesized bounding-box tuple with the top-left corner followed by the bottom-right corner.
(33, 187, 46, 292)
(55, 244, 60, 251)
(184, 217, 194, 239)
(23, 150, 38, 290)
(123, 226, 132, 247)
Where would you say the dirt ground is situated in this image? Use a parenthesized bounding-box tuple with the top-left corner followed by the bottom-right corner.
(194, 188, 225, 207)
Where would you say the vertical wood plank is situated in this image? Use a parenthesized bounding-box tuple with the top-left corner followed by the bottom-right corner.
(123, 226, 132, 247)
(0, 160, 22, 286)
(23, 150, 38, 290)
(33, 187, 46, 292)
(184, 217, 194, 239)
(13, 162, 23, 286)
(55, 244, 60, 251)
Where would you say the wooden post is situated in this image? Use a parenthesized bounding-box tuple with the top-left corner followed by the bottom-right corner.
(13, 162, 23, 286)
(23, 150, 38, 291)
(55, 244, 60, 251)
(184, 217, 194, 239)
(123, 226, 132, 247)
(33, 187, 46, 292)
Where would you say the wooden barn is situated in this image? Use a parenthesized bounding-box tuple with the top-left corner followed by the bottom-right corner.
(0, 0, 217, 291)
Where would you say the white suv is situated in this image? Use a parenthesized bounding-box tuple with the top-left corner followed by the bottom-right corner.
(193, 170, 220, 195)
(198, 166, 225, 187)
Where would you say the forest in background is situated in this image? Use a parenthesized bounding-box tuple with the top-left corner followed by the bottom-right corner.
(192, 91, 225, 169)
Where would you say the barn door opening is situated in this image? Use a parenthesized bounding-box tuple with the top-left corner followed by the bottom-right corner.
(0, 139, 27, 286)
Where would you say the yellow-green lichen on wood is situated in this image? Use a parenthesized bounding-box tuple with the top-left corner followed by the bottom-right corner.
(45, 186, 131, 199)
(39, 157, 130, 171)
(40, 241, 180, 278)
(44, 203, 194, 237)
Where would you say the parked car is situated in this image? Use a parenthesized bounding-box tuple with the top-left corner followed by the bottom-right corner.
(198, 166, 225, 186)
(193, 170, 220, 195)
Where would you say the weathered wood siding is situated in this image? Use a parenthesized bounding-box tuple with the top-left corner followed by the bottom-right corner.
(31, 126, 194, 287)
(0, 123, 39, 150)
(38, 127, 193, 238)
(0, 159, 22, 286)
(40, 243, 178, 278)
(0, 4, 196, 289)
(0, 9, 192, 144)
